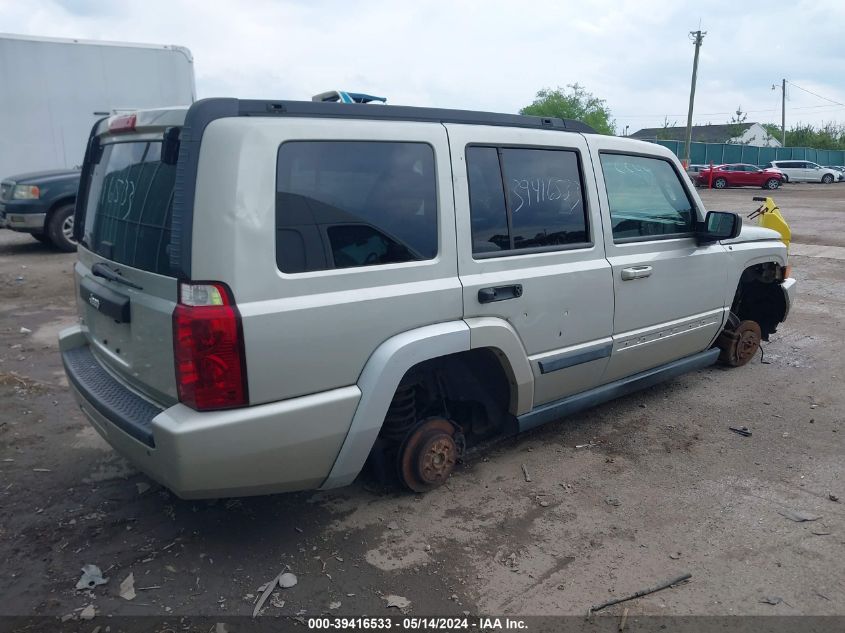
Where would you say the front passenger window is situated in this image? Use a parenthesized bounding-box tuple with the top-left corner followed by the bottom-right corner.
(599, 153, 696, 241)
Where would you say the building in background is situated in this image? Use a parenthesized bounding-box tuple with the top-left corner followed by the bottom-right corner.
(631, 123, 782, 148)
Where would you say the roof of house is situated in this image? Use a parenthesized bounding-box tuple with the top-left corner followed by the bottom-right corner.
(630, 123, 757, 143)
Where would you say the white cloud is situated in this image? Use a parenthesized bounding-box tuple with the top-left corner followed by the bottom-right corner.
(1, 0, 843, 133)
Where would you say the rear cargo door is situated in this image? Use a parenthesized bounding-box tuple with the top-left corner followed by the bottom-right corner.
(75, 129, 181, 404)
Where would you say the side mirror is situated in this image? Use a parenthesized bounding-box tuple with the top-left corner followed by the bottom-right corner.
(698, 211, 741, 243)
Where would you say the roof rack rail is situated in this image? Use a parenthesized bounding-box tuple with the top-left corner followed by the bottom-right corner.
(183, 98, 597, 137)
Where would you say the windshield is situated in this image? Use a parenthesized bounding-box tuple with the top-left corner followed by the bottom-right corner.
(81, 141, 176, 275)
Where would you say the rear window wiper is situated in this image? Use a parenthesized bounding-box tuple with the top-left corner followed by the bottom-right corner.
(91, 262, 143, 290)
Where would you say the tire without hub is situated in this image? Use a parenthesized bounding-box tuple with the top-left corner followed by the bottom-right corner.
(398, 417, 458, 492)
(46, 203, 77, 252)
(714, 177, 727, 189)
(718, 320, 762, 367)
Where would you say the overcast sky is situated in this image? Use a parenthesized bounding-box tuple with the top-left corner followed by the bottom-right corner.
(2, 0, 844, 134)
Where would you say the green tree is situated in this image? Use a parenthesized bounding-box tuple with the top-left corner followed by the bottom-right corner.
(762, 123, 783, 143)
(762, 122, 845, 149)
(520, 84, 616, 135)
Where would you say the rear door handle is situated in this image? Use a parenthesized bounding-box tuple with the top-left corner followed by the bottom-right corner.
(621, 266, 653, 280)
(478, 284, 523, 303)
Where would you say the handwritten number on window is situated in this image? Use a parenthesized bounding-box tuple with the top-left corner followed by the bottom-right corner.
(105, 178, 136, 214)
(510, 178, 580, 214)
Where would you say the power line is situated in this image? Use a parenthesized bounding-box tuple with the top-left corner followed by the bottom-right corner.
(786, 81, 845, 107)
(617, 82, 845, 120)
(617, 104, 845, 119)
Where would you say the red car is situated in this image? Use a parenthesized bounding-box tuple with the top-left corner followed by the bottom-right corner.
(696, 163, 783, 190)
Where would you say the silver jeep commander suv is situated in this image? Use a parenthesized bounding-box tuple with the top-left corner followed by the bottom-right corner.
(60, 99, 796, 498)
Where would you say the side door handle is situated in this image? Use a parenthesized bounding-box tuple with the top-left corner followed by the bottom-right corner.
(621, 266, 653, 281)
(478, 284, 523, 303)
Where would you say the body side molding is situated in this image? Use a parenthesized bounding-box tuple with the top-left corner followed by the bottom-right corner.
(537, 342, 613, 375)
(518, 348, 720, 433)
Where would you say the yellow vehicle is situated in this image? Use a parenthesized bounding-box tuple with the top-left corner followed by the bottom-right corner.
(749, 196, 791, 249)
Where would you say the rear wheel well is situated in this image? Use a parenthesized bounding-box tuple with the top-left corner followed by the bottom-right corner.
(366, 348, 518, 488)
(730, 262, 786, 340)
(380, 348, 517, 447)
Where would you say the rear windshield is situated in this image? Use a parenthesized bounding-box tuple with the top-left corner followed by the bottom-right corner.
(81, 141, 176, 275)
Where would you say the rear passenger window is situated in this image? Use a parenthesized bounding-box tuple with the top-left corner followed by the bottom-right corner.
(276, 141, 437, 273)
(599, 153, 695, 241)
(466, 146, 588, 256)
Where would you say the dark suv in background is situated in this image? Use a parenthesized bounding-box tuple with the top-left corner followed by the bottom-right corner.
(0, 169, 80, 251)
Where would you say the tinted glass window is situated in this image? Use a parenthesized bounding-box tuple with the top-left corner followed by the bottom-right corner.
(276, 141, 437, 273)
(600, 153, 695, 241)
(502, 148, 587, 249)
(82, 141, 176, 275)
(466, 147, 510, 253)
(466, 146, 588, 255)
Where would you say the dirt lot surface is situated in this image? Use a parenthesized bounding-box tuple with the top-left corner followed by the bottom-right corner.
(0, 183, 843, 624)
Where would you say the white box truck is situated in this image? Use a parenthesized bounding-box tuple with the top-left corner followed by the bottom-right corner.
(0, 33, 196, 177)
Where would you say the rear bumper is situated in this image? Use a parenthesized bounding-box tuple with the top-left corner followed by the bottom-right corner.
(781, 277, 797, 320)
(59, 326, 361, 498)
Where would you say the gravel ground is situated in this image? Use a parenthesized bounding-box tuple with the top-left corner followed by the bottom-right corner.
(0, 182, 843, 623)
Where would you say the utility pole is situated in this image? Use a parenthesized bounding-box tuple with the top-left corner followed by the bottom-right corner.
(772, 79, 787, 147)
(781, 78, 786, 146)
(683, 30, 706, 168)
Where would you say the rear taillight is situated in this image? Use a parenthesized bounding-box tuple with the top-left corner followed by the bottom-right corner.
(173, 282, 248, 411)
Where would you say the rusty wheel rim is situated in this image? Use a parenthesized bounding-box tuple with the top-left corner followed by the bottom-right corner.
(731, 320, 762, 367)
(399, 418, 457, 492)
(417, 434, 457, 486)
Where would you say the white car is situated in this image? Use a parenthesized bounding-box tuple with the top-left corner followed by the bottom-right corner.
(765, 160, 839, 184)
(824, 166, 845, 182)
